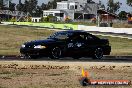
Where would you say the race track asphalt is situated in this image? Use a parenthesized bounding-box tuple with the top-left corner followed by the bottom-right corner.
(0, 55, 132, 63)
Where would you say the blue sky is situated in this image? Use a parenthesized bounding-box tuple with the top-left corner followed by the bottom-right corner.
(12, 0, 132, 13)
(12, 0, 51, 4)
(93, 0, 132, 13)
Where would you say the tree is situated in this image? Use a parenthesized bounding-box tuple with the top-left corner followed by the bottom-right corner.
(41, 3, 48, 10)
(47, 1, 53, 9)
(23, 0, 29, 12)
(33, 6, 43, 17)
(118, 11, 127, 20)
(16, 0, 24, 11)
(16, 0, 38, 16)
(0, 0, 4, 9)
(107, 0, 121, 13)
(127, 0, 132, 7)
(9, 1, 16, 11)
(87, 0, 95, 3)
(98, 0, 105, 10)
(27, 0, 38, 15)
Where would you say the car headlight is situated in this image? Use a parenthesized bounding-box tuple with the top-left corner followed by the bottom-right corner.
(34, 45, 46, 49)
(21, 44, 25, 48)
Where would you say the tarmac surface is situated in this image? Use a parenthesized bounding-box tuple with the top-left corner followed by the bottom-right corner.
(0, 55, 132, 63)
(0, 55, 132, 88)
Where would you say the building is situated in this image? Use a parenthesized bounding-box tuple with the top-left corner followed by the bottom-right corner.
(32, 17, 41, 22)
(97, 10, 118, 27)
(43, 0, 99, 21)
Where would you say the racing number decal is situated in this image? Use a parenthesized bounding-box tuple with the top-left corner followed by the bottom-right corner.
(68, 42, 84, 48)
(68, 43, 74, 48)
(76, 43, 82, 47)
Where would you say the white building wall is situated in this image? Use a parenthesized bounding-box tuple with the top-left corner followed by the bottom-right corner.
(69, 2, 76, 10)
(43, 10, 61, 17)
(57, 2, 68, 9)
(43, 10, 65, 21)
(43, 0, 98, 21)
(68, 0, 87, 3)
(32, 17, 41, 22)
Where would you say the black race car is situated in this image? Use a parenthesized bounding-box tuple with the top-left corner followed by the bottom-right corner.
(20, 30, 111, 59)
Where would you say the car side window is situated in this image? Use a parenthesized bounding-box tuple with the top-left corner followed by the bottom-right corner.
(71, 34, 85, 42)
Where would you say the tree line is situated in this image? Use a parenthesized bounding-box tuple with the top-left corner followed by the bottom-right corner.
(0, 0, 132, 19)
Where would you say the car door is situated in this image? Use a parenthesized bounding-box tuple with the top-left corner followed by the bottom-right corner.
(83, 34, 98, 55)
(67, 33, 86, 55)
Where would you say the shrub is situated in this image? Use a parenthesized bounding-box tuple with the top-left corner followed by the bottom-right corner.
(11, 16, 16, 22)
(41, 15, 57, 22)
(65, 16, 72, 23)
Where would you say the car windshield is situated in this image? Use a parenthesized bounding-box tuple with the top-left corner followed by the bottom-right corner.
(48, 32, 72, 40)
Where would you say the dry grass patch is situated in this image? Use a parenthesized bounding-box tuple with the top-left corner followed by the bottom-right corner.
(113, 23, 132, 28)
(0, 61, 132, 88)
(97, 35, 132, 56)
(0, 25, 55, 55)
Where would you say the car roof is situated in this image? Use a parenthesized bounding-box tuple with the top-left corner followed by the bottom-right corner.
(59, 30, 89, 34)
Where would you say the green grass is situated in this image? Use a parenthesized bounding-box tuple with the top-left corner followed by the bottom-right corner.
(0, 25, 132, 56)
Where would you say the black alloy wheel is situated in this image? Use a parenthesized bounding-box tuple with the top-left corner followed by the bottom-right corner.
(93, 47, 103, 59)
(50, 47, 62, 59)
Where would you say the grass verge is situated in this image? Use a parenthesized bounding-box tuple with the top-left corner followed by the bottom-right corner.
(98, 36, 132, 55)
(113, 23, 132, 28)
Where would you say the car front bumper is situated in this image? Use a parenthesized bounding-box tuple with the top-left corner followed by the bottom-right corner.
(20, 48, 50, 56)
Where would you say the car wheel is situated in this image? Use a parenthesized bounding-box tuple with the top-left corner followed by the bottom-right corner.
(50, 47, 62, 59)
(93, 47, 103, 59)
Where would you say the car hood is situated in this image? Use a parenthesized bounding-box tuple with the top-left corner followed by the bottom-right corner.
(24, 39, 56, 46)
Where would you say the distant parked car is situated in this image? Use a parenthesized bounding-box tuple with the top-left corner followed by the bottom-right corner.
(20, 30, 111, 59)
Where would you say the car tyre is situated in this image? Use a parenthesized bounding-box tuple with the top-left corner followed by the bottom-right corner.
(50, 47, 62, 59)
(93, 47, 103, 59)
